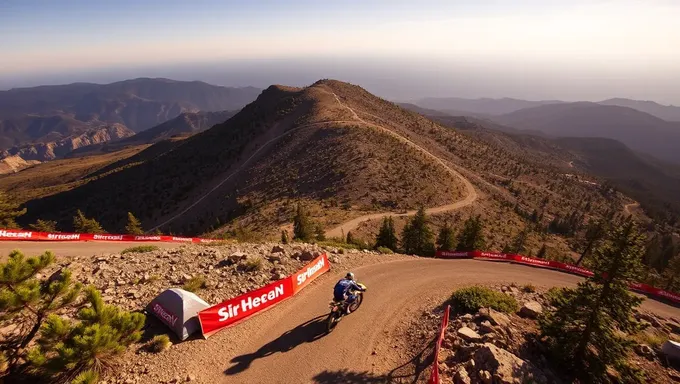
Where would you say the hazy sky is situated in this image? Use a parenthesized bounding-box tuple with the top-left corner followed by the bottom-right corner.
(1, 0, 679, 103)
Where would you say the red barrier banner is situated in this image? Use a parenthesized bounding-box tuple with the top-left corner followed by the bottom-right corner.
(434, 250, 679, 304)
(0, 228, 217, 244)
(292, 253, 330, 294)
(198, 253, 331, 337)
(428, 305, 450, 384)
(198, 277, 294, 337)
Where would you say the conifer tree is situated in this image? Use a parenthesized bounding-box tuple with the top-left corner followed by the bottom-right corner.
(401, 207, 435, 256)
(455, 215, 485, 252)
(73, 210, 105, 234)
(315, 225, 326, 241)
(375, 217, 398, 251)
(0, 191, 26, 229)
(540, 219, 645, 382)
(0, 251, 82, 374)
(509, 226, 529, 254)
(663, 254, 680, 291)
(537, 244, 547, 259)
(346, 231, 355, 245)
(27, 286, 145, 381)
(29, 219, 57, 232)
(576, 219, 606, 266)
(293, 204, 314, 242)
(124, 212, 143, 235)
(436, 222, 456, 251)
(281, 230, 290, 244)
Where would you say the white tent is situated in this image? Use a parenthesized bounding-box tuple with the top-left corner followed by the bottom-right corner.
(147, 288, 210, 340)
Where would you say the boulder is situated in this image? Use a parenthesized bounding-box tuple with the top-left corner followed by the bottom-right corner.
(454, 366, 471, 384)
(636, 312, 662, 328)
(478, 308, 510, 327)
(519, 301, 543, 319)
(457, 327, 483, 343)
(479, 320, 494, 334)
(228, 252, 248, 264)
(271, 245, 285, 253)
(473, 343, 547, 384)
(267, 253, 282, 262)
(635, 344, 655, 359)
(666, 320, 680, 335)
(478, 370, 492, 384)
(299, 250, 315, 261)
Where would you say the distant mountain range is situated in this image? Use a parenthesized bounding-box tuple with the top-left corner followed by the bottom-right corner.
(493, 102, 680, 164)
(0, 78, 261, 162)
(414, 96, 680, 121)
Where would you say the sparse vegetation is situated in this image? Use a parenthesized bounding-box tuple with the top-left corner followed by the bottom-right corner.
(29, 219, 58, 232)
(73, 210, 105, 234)
(146, 334, 172, 353)
(450, 286, 519, 314)
(436, 222, 456, 251)
(293, 203, 315, 242)
(0, 191, 26, 229)
(121, 245, 159, 254)
(242, 257, 264, 272)
(376, 246, 393, 254)
(522, 283, 537, 293)
(281, 230, 290, 244)
(182, 276, 207, 292)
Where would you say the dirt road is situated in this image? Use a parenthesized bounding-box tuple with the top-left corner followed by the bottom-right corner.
(138, 257, 678, 384)
(324, 94, 478, 239)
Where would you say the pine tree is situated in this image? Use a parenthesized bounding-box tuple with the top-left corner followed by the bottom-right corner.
(73, 210, 105, 234)
(455, 215, 485, 252)
(537, 244, 547, 259)
(401, 207, 435, 256)
(0, 191, 26, 229)
(576, 220, 606, 266)
(27, 286, 145, 381)
(436, 222, 456, 251)
(281, 230, 290, 244)
(124, 212, 143, 235)
(315, 225, 326, 241)
(540, 219, 645, 382)
(375, 217, 398, 251)
(663, 254, 680, 291)
(0, 250, 82, 375)
(508, 226, 529, 254)
(293, 204, 314, 242)
(29, 219, 57, 232)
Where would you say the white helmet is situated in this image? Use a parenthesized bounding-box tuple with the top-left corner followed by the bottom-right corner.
(346, 272, 355, 280)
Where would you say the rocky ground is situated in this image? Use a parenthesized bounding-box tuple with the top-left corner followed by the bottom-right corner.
(42, 242, 370, 312)
(402, 285, 680, 384)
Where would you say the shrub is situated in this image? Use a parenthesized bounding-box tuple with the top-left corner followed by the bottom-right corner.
(631, 329, 666, 349)
(29, 219, 58, 232)
(0, 191, 26, 229)
(522, 283, 537, 293)
(146, 334, 171, 353)
(124, 212, 144, 235)
(544, 286, 571, 306)
(182, 276, 207, 292)
(73, 210, 105, 234)
(243, 257, 264, 272)
(71, 370, 99, 384)
(121, 245, 159, 254)
(450, 286, 519, 314)
(376, 246, 394, 254)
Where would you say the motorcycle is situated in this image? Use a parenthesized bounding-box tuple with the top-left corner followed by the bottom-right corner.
(327, 282, 367, 333)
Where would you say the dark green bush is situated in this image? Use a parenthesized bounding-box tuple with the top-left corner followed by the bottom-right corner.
(121, 245, 159, 254)
(450, 286, 519, 314)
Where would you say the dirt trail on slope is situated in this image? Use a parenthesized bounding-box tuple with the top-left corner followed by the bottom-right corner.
(324, 93, 478, 239)
(128, 257, 678, 384)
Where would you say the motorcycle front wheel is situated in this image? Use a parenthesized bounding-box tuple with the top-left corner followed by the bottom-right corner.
(348, 293, 363, 312)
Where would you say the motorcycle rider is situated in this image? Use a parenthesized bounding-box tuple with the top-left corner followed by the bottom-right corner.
(333, 272, 365, 314)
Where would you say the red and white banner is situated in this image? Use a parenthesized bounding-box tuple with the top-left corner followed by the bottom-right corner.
(435, 250, 679, 304)
(198, 253, 330, 338)
(0, 228, 217, 244)
(428, 304, 450, 384)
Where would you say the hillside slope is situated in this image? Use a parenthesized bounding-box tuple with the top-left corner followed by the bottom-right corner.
(599, 98, 680, 122)
(20, 80, 466, 235)
(494, 102, 680, 164)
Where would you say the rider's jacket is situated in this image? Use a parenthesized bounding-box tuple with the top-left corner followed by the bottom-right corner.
(333, 278, 363, 300)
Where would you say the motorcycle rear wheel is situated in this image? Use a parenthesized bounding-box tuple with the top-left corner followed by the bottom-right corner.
(327, 311, 341, 333)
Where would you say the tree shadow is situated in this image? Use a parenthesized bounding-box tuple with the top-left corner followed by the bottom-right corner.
(312, 336, 437, 384)
(224, 314, 329, 375)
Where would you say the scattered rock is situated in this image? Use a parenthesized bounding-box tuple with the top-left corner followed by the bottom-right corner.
(635, 344, 655, 359)
(473, 343, 547, 384)
(271, 245, 285, 253)
(461, 313, 474, 321)
(268, 254, 282, 262)
(479, 320, 494, 334)
(457, 327, 483, 343)
(299, 251, 315, 261)
(478, 308, 510, 327)
(478, 370, 492, 384)
(228, 252, 248, 264)
(454, 366, 471, 384)
(519, 301, 543, 319)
